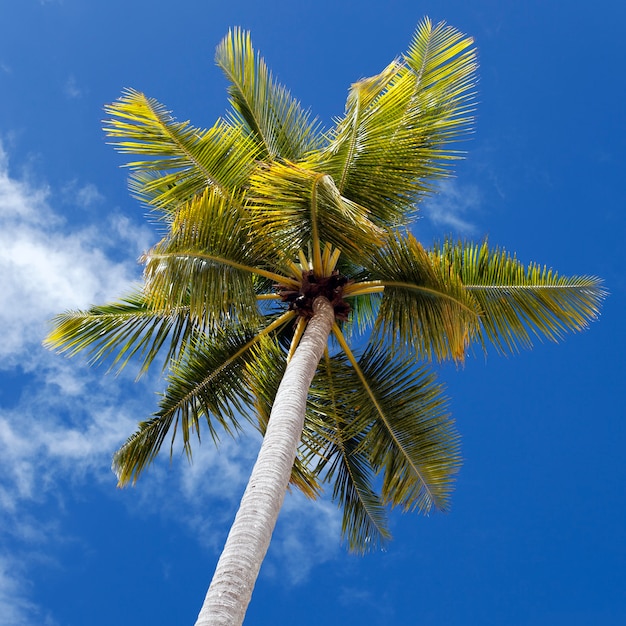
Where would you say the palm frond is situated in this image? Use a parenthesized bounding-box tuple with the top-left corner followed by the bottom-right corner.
(48, 23, 606, 569)
(353, 232, 481, 362)
(216, 28, 322, 160)
(341, 291, 382, 343)
(325, 433, 391, 552)
(431, 240, 607, 353)
(307, 352, 391, 552)
(43, 291, 200, 376)
(157, 329, 255, 440)
(319, 18, 477, 227)
(104, 89, 260, 212)
(333, 333, 460, 513)
(113, 414, 176, 487)
(142, 187, 296, 328)
(248, 160, 383, 264)
(114, 311, 298, 487)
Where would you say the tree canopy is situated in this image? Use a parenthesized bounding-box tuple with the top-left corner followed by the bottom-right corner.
(45, 19, 605, 555)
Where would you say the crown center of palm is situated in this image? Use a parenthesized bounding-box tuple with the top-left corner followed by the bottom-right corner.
(276, 269, 352, 321)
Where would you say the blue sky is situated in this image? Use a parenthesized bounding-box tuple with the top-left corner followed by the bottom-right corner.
(0, 1, 624, 624)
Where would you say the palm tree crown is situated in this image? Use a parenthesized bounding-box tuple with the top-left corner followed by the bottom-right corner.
(45, 18, 605, 621)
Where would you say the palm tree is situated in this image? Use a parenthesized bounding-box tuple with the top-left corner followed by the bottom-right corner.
(45, 19, 604, 626)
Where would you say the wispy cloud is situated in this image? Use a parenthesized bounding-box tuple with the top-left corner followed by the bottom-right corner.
(61, 179, 104, 208)
(0, 145, 142, 367)
(422, 179, 482, 236)
(0, 555, 49, 626)
(0, 363, 145, 626)
(0, 142, 147, 623)
(64, 75, 84, 99)
(266, 493, 341, 584)
(138, 432, 343, 576)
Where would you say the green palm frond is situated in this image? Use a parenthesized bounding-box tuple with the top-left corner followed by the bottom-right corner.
(307, 352, 391, 552)
(216, 28, 322, 160)
(142, 187, 295, 328)
(113, 315, 294, 486)
(155, 328, 258, 443)
(104, 89, 260, 211)
(326, 432, 390, 552)
(354, 232, 481, 362)
(113, 414, 177, 487)
(247, 160, 383, 264)
(333, 336, 460, 513)
(43, 291, 200, 376)
(340, 291, 382, 343)
(319, 18, 476, 227)
(432, 240, 607, 353)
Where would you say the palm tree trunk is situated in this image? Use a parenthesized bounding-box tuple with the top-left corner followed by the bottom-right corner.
(194, 296, 335, 626)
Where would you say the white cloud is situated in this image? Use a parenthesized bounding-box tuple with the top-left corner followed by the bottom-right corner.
(0, 366, 143, 503)
(422, 179, 482, 235)
(0, 142, 148, 623)
(64, 75, 83, 99)
(266, 493, 342, 583)
(0, 358, 153, 625)
(0, 548, 60, 626)
(0, 556, 40, 626)
(62, 179, 104, 208)
(0, 144, 141, 367)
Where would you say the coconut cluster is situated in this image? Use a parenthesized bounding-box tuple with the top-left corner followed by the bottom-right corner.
(276, 270, 352, 321)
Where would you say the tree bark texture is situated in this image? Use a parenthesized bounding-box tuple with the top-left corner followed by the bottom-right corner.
(194, 296, 335, 626)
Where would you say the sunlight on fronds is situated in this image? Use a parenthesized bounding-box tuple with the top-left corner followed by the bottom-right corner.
(430, 240, 607, 353)
(216, 27, 322, 160)
(104, 90, 260, 211)
(248, 160, 383, 264)
(319, 17, 477, 227)
(354, 232, 481, 363)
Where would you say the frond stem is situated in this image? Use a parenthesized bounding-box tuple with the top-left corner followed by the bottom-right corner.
(345, 280, 479, 317)
(321, 349, 388, 541)
(287, 317, 308, 363)
(331, 323, 435, 503)
(146, 252, 300, 288)
(310, 173, 326, 274)
(162, 310, 296, 420)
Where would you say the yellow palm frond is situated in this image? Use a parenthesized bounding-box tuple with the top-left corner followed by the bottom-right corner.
(104, 89, 260, 212)
(319, 18, 477, 227)
(216, 28, 322, 160)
